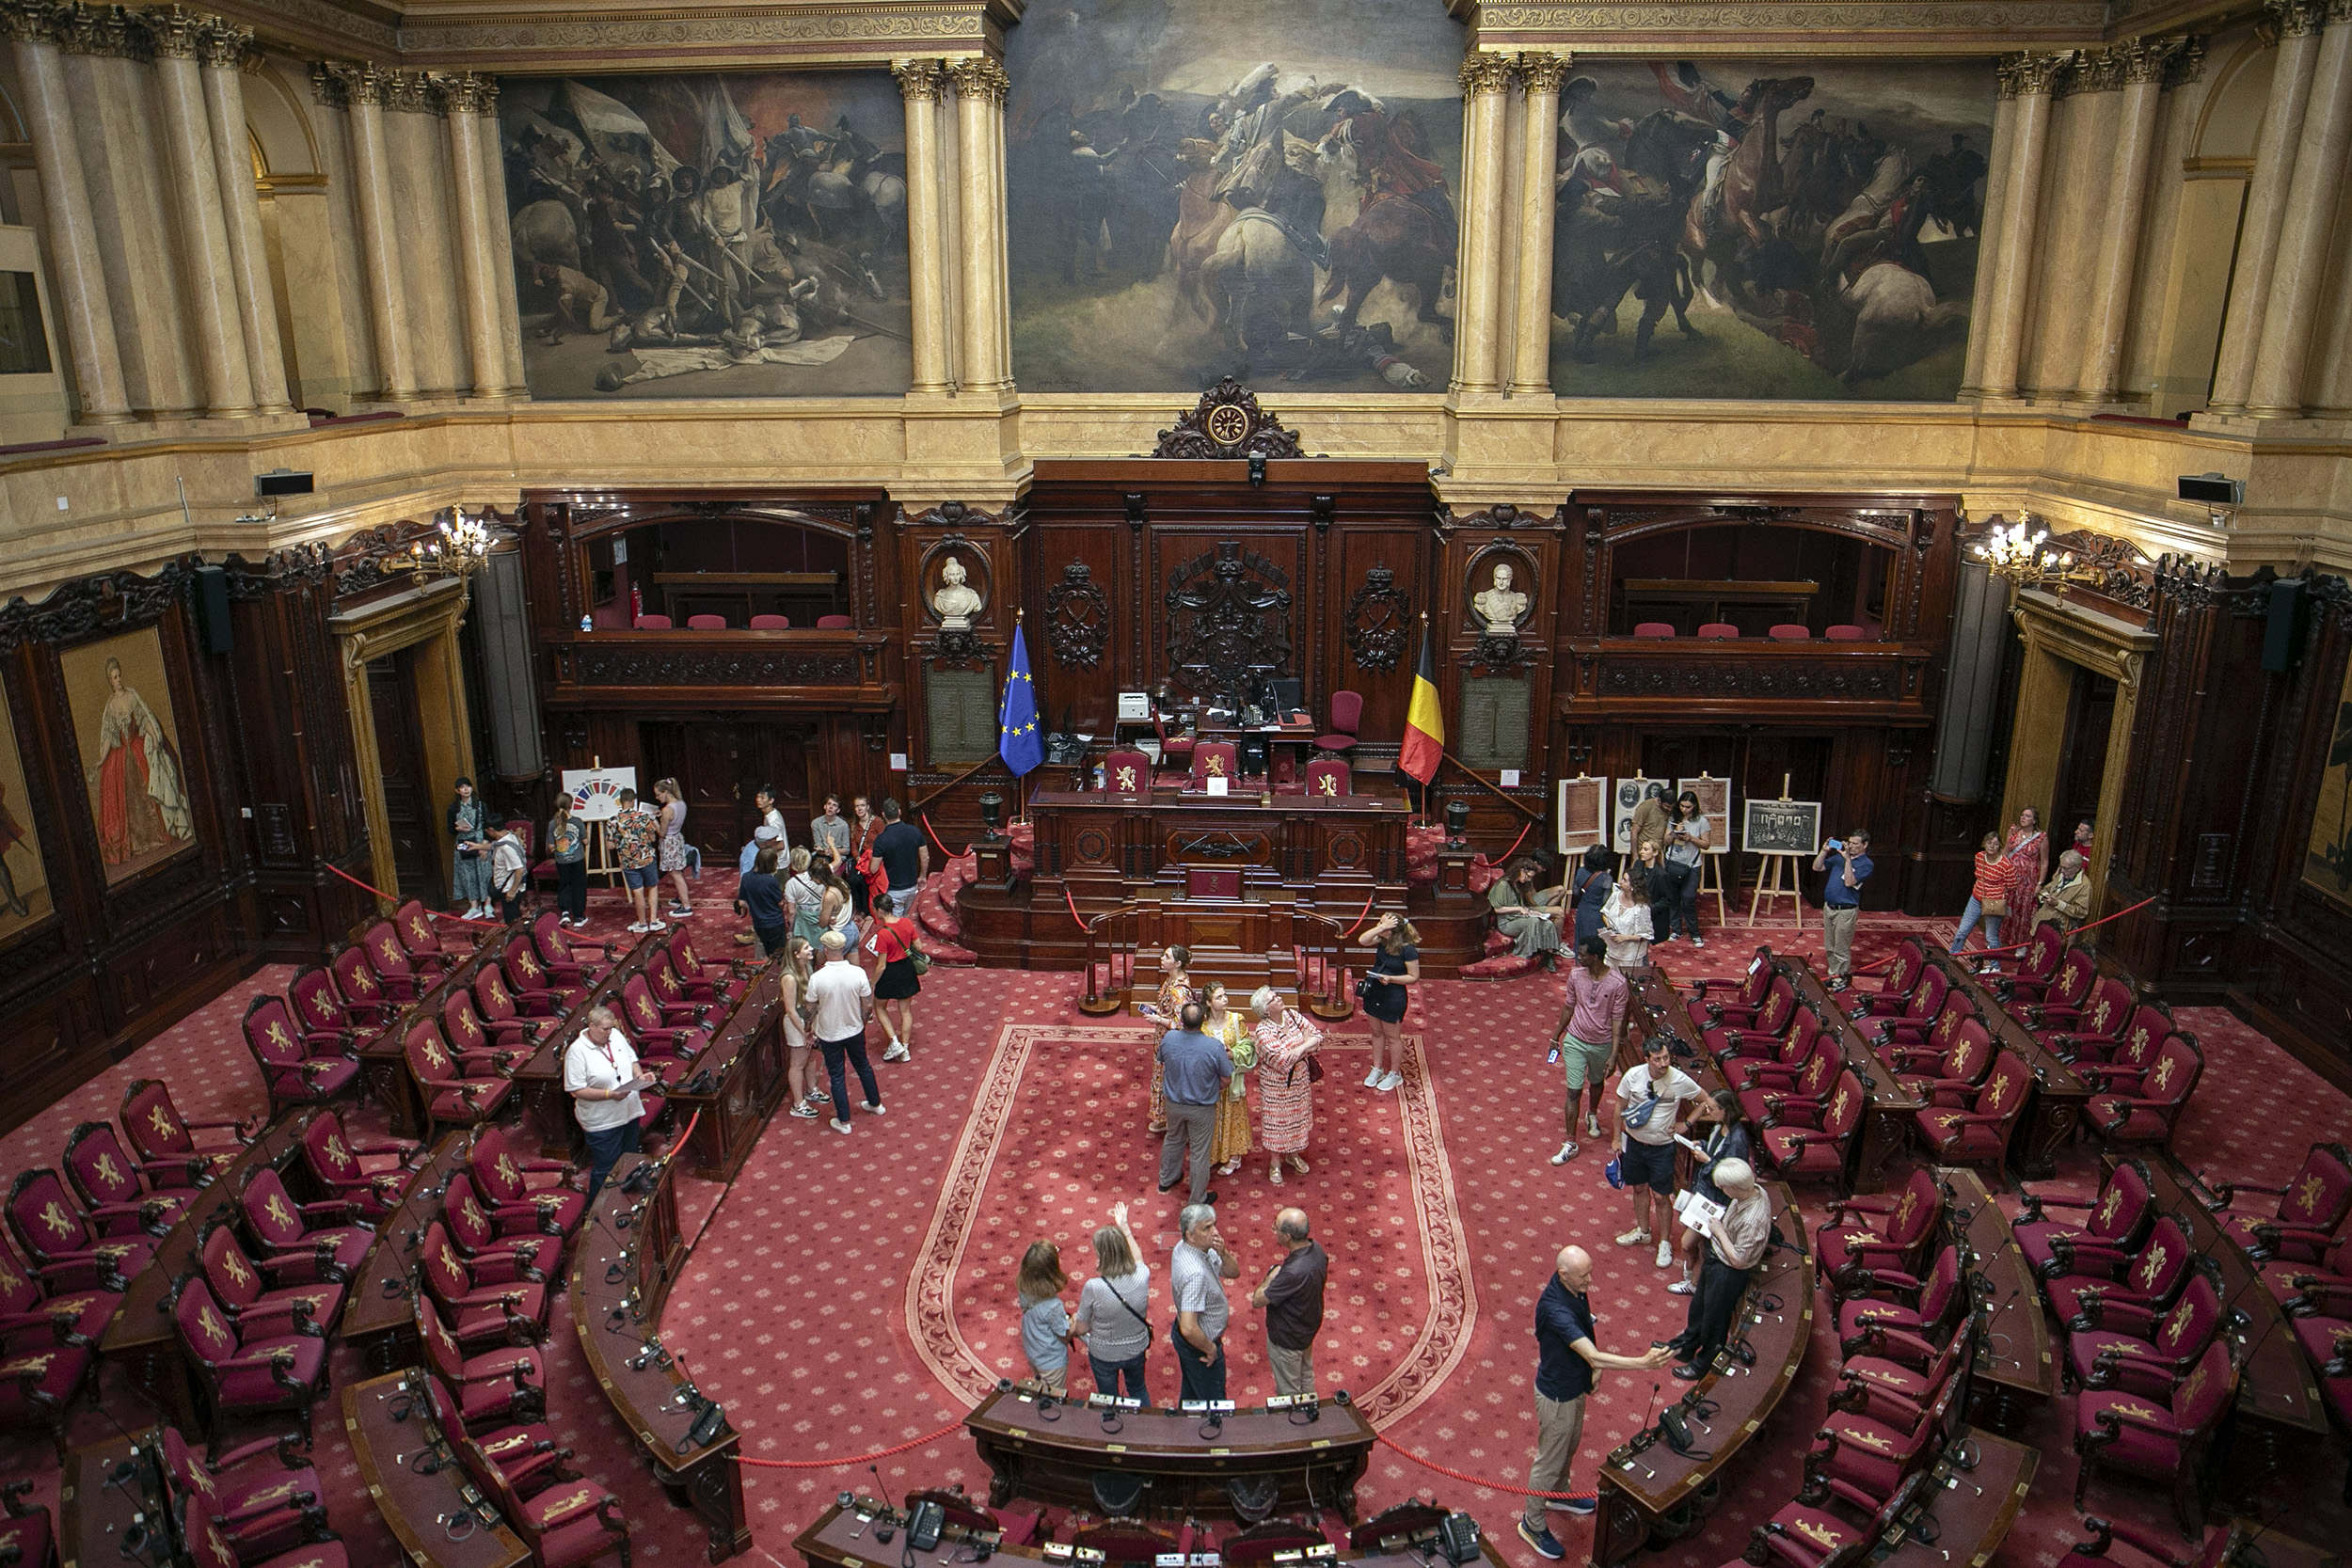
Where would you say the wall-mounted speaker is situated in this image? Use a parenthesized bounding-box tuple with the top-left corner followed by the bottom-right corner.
(1928, 561, 2010, 802)
(192, 564, 233, 655)
(2260, 578, 2307, 674)
(254, 468, 314, 498)
(476, 548, 545, 780)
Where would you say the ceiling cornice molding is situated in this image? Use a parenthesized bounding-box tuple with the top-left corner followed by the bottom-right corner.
(1469, 1, 2110, 52)
(393, 0, 1019, 70)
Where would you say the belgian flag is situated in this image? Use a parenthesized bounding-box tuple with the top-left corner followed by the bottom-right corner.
(1399, 615, 1443, 786)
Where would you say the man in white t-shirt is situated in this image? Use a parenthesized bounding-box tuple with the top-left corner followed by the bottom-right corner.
(564, 1004, 647, 1204)
(806, 930, 883, 1134)
(1613, 1035, 1704, 1269)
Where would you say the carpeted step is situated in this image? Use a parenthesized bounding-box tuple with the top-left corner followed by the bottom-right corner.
(1460, 952, 1541, 980)
(1482, 930, 1512, 957)
(921, 937, 977, 966)
(916, 888, 962, 942)
(1089, 953, 1136, 991)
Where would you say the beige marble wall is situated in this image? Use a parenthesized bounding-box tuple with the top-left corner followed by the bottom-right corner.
(66, 49, 197, 417)
(2022, 70, 2116, 398)
(383, 96, 467, 398)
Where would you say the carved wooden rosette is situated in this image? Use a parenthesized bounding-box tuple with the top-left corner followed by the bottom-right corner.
(1152, 378, 1305, 461)
(1043, 562, 1109, 671)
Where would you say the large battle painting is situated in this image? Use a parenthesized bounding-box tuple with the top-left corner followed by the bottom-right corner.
(1005, 0, 1467, 394)
(1549, 59, 1994, 399)
(500, 72, 913, 398)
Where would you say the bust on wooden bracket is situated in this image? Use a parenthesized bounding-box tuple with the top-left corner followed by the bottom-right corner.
(1152, 377, 1306, 460)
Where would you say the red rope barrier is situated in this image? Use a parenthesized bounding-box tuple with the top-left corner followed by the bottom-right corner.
(736, 1418, 970, 1469)
(1370, 1430, 1593, 1500)
(1064, 885, 1089, 932)
(325, 863, 507, 928)
(1843, 895, 2159, 979)
(1341, 887, 1380, 940)
(918, 813, 969, 861)
(1499, 820, 1533, 863)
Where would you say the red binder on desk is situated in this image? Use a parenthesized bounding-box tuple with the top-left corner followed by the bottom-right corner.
(1185, 867, 1243, 899)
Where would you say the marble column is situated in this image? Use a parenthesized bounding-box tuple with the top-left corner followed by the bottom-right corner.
(947, 57, 1009, 395)
(1452, 52, 1516, 395)
(2207, 0, 2328, 413)
(2, 2, 130, 421)
(1978, 50, 2074, 402)
(437, 72, 516, 398)
(894, 59, 953, 393)
(2074, 40, 2183, 403)
(320, 62, 418, 401)
(2248, 0, 2352, 417)
(147, 4, 255, 416)
(1959, 75, 2021, 398)
(198, 18, 291, 413)
(1509, 52, 1568, 396)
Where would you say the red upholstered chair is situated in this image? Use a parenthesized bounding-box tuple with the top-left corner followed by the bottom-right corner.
(1807, 1356, 1965, 1512)
(358, 920, 429, 1000)
(468, 1128, 585, 1243)
(1817, 1167, 1943, 1283)
(2073, 1338, 2240, 1535)
(1911, 1050, 2029, 1169)
(2060, 1002, 2174, 1069)
(1834, 1303, 1972, 1407)
(1697, 623, 1739, 640)
(1881, 1000, 1978, 1080)
(1894, 1019, 1994, 1100)
(2211, 1142, 2352, 1263)
(615, 976, 704, 1089)
(0, 1490, 53, 1568)
(686, 613, 726, 629)
(455, 1420, 632, 1568)
(666, 928, 754, 1004)
(0, 1229, 119, 1353)
(1189, 741, 1239, 790)
(183, 1499, 344, 1568)
(2085, 1034, 2202, 1146)
(2070, 1263, 2228, 1398)
(1734, 1026, 1837, 1131)
(0, 1231, 108, 1463)
(1153, 710, 1196, 773)
(501, 936, 581, 1017)
(1726, 1011, 1829, 1090)
(236, 1165, 372, 1278)
(633, 613, 673, 629)
(1692, 953, 1774, 1024)
(443, 990, 532, 1062)
(1770, 624, 1812, 640)
(532, 911, 613, 985)
(419, 1220, 548, 1350)
(5, 1169, 151, 1291)
(750, 613, 790, 629)
(2017, 1159, 2155, 1278)
(1704, 976, 1797, 1062)
(394, 897, 463, 975)
(2041, 1212, 2195, 1330)
(2040, 976, 2135, 1055)
(440, 1170, 562, 1275)
(1744, 1470, 1931, 1568)
(1994, 927, 2070, 1004)
(332, 936, 412, 1006)
(421, 1369, 575, 1501)
(1864, 965, 1949, 1048)
(418, 1292, 545, 1433)
(472, 967, 553, 1044)
(1825, 624, 1869, 641)
(816, 614, 853, 629)
(405, 1020, 516, 1141)
(1632, 622, 1677, 639)
(1314, 690, 1363, 755)
(1834, 1242, 1967, 1351)
(241, 995, 358, 1113)
(297, 1110, 421, 1222)
(288, 963, 387, 1042)
(2019, 949, 2099, 1031)
(1303, 757, 1351, 799)
(199, 1219, 344, 1338)
(1843, 940, 1928, 1021)
(160, 1427, 327, 1565)
(1759, 1068, 1866, 1180)
(1104, 748, 1152, 796)
(62, 1120, 192, 1236)
(169, 1273, 328, 1456)
(120, 1080, 256, 1189)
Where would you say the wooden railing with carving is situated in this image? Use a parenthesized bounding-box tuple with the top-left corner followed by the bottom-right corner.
(1560, 638, 1935, 721)
(541, 629, 896, 708)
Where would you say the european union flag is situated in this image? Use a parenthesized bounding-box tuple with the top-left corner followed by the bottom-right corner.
(998, 623, 1044, 778)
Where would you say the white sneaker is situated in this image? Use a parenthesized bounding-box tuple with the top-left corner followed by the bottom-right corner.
(1691, 936, 1706, 948)
(1585, 1112, 1601, 1138)
(1363, 1066, 1384, 1087)
(1657, 1240, 1675, 1269)
(1550, 1141, 1580, 1165)
(862, 1101, 886, 1116)
(882, 1043, 910, 1063)
(1377, 1071, 1403, 1092)
(1668, 1278, 1696, 1295)
(628, 922, 650, 933)
(1615, 1228, 1650, 1247)
(646, 919, 668, 932)
(830, 1118, 852, 1134)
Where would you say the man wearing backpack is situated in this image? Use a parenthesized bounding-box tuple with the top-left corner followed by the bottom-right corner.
(1613, 1035, 1704, 1271)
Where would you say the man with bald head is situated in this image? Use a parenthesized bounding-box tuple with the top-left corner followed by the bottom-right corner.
(1519, 1244, 1675, 1560)
(1249, 1208, 1327, 1397)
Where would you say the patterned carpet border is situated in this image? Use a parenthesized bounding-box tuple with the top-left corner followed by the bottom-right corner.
(902, 1024, 1477, 1425)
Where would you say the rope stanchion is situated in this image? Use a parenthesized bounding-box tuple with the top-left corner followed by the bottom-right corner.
(326, 863, 507, 929)
(1370, 1429, 1592, 1500)
(918, 813, 970, 861)
(736, 1419, 969, 1469)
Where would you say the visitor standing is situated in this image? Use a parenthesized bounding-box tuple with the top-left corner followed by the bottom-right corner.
(1249, 988, 1322, 1186)
(1156, 1001, 1232, 1205)
(548, 799, 589, 928)
(1549, 937, 1629, 1164)
(2003, 806, 2048, 930)
(1140, 944, 1193, 1134)
(807, 930, 883, 1133)
(872, 799, 928, 916)
(1200, 982, 1255, 1178)
(1627, 784, 1672, 879)
(1171, 1202, 1240, 1402)
(1016, 1241, 1074, 1395)
(1567, 846, 1614, 953)
(1662, 1159, 1772, 1380)
(1950, 832, 2007, 960)
(1668, 1090, 1753, 1295)
(1249, 1208, 1327, 1397)
(735, 845, 787, 958)
(564, 1004, 647, 1205)
(1073, 1202, 1152, 1400)
(653, 777, 693, 921)
(1600, 867, 1653, 974)
(1614, 1036, 1705, 1268)
(448, 778, 491, 921)
(1813, 828, 1872, 988)
(863, 900, 923, 1063)
(848, 795, 882, 917)
(1517, 1244, 1676, 1560)
(1359, 913, 1418, 1092)
(783, 846, 826, 953)
(1660, 792, 1709, 946)
(810, 793, 851, 872)
(611, 788, 663, 933)
(488, 822, 528, 925)
(776, 936, 828, 1121)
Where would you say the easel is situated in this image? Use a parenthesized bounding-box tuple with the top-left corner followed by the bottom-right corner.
(1692, 771, 1728, 927)
(583, 754, 624, 889)
(1745, 775, 1807, 927)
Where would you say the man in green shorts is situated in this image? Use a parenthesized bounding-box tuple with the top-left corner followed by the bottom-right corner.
(1547, 937, 1628, 1165)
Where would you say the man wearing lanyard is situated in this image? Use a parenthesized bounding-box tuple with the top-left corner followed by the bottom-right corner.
(1812, 828, 1872, 990)
(564, 1005, 647, 1204)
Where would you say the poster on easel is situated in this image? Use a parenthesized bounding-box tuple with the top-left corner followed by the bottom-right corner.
(1557, 776, 1607, 854)
(562, 764, 638, 886)
(1612, 775, 1668, 854)
(1742, 797, 1822, 856)
(1674, 776, 1733, 853)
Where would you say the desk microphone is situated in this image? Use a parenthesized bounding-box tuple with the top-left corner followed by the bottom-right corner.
(1982, 1285, 2024, 1366)
(589, 1206, 633, 1284)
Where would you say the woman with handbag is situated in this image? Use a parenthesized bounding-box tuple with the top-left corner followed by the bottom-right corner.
(1250, 986, 1324, 1186)
(1072, 1202, 1153, 1400)
(1358, 913, 1418, 1093)
(863, 902, 925, 1064)
(1200, 982, 1256, 1177)
(1949, 832, 2009, 962)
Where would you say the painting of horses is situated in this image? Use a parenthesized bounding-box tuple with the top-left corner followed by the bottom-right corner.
(1549, 58, 1994, 400)
(1004, 0, 1467, 394)
(499, 71, 912, 398)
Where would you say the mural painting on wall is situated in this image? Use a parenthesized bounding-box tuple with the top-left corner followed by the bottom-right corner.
(1549, 59, 1994, 399)
(500, 72, 914, 398)
(1005, 0, 1466, 393)
(60, 629, 197, 886)
(2303, 657, 2352, 914)
(0, 688, 53, 944)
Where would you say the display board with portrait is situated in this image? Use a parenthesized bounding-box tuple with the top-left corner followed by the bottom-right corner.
(1742, 797, 1823, 857)
(60, 628, 199, 886)
(0, 686, 53, 944)
(1611, 776, 1671, 854)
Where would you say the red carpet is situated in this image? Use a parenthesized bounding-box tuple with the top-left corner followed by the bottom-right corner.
(6, 893, 2348, 1566)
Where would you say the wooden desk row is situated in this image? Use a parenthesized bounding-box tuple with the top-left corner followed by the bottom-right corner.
(338, 1130, 474, 1374)
(1769, 952, 1927, 1192)
(358, 921, 522, 1140)
(793, 1500, 1509, 1568)
(1937, 1165, 2058, 1428)
(1915, 948, 2090, 1180)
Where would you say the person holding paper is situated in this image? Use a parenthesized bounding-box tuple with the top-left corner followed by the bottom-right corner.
(1613, 1036, 1704, 1269)
(1661, 1157, 1772, 1380)
(565, 1004, 650, 1205)
(1667, 1090, 1751, 1296)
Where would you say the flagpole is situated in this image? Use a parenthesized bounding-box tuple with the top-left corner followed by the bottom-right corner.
(1014, 607, 1028, 827)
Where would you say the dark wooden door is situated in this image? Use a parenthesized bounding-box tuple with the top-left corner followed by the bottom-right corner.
(2056, 671, 2117, 837)
(367, 655, 442, 908)
(640, 721, 816, 862)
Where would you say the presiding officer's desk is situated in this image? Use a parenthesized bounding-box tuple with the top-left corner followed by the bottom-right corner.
(1025, 788, 1408, 888)
(794, 1499, 1511, 1568)
(964, 1384, 1376, 1520)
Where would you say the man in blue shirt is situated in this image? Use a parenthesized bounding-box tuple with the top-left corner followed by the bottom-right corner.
(1813, 828, 1873, 989)
(1156, 1001, 1233, 1205)
(1518, 1245, 1675, 1560)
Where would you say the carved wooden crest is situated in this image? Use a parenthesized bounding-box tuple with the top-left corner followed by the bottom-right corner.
(1164, 542, 1292, 696)
(1043, 561, 1109, 671)
(1345, 565, 1410, 673)
(1152, 377, 1304, 461)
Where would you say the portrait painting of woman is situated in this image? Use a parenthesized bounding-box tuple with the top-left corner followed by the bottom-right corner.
(63, 629, 198, 884)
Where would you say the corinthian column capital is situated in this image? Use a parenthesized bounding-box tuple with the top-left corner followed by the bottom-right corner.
(1459, 51, 1518, 97)
(315, 59, 388, 107)
(434, 69, 499, 115)
(945, 55, 1008, 104)
(2263, 0, 2328, 39)
(196, 15, 256, 71)
(140, 3, 208, 56)
(56, 2, 146, 58)
(1516, 51, 1572, 95)
(2010, 49, 2078, 96)
(0, 1, 66, 45)
(893, 56, 945, 101)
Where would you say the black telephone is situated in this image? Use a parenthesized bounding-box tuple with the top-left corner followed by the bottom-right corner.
(908, 1499, 946, 1552)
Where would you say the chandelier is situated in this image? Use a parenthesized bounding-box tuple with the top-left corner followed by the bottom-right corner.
(1972, 514, 2070, 586)
(387, 508, 499, 581)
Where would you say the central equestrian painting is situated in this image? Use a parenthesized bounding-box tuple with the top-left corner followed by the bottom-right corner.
(1004, 0, 1467, 394)
(1549, 58, 1994, 399)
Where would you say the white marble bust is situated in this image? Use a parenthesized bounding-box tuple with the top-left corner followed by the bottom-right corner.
(1473, 562, 1528, 637)
(932, 556, 983, 630)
